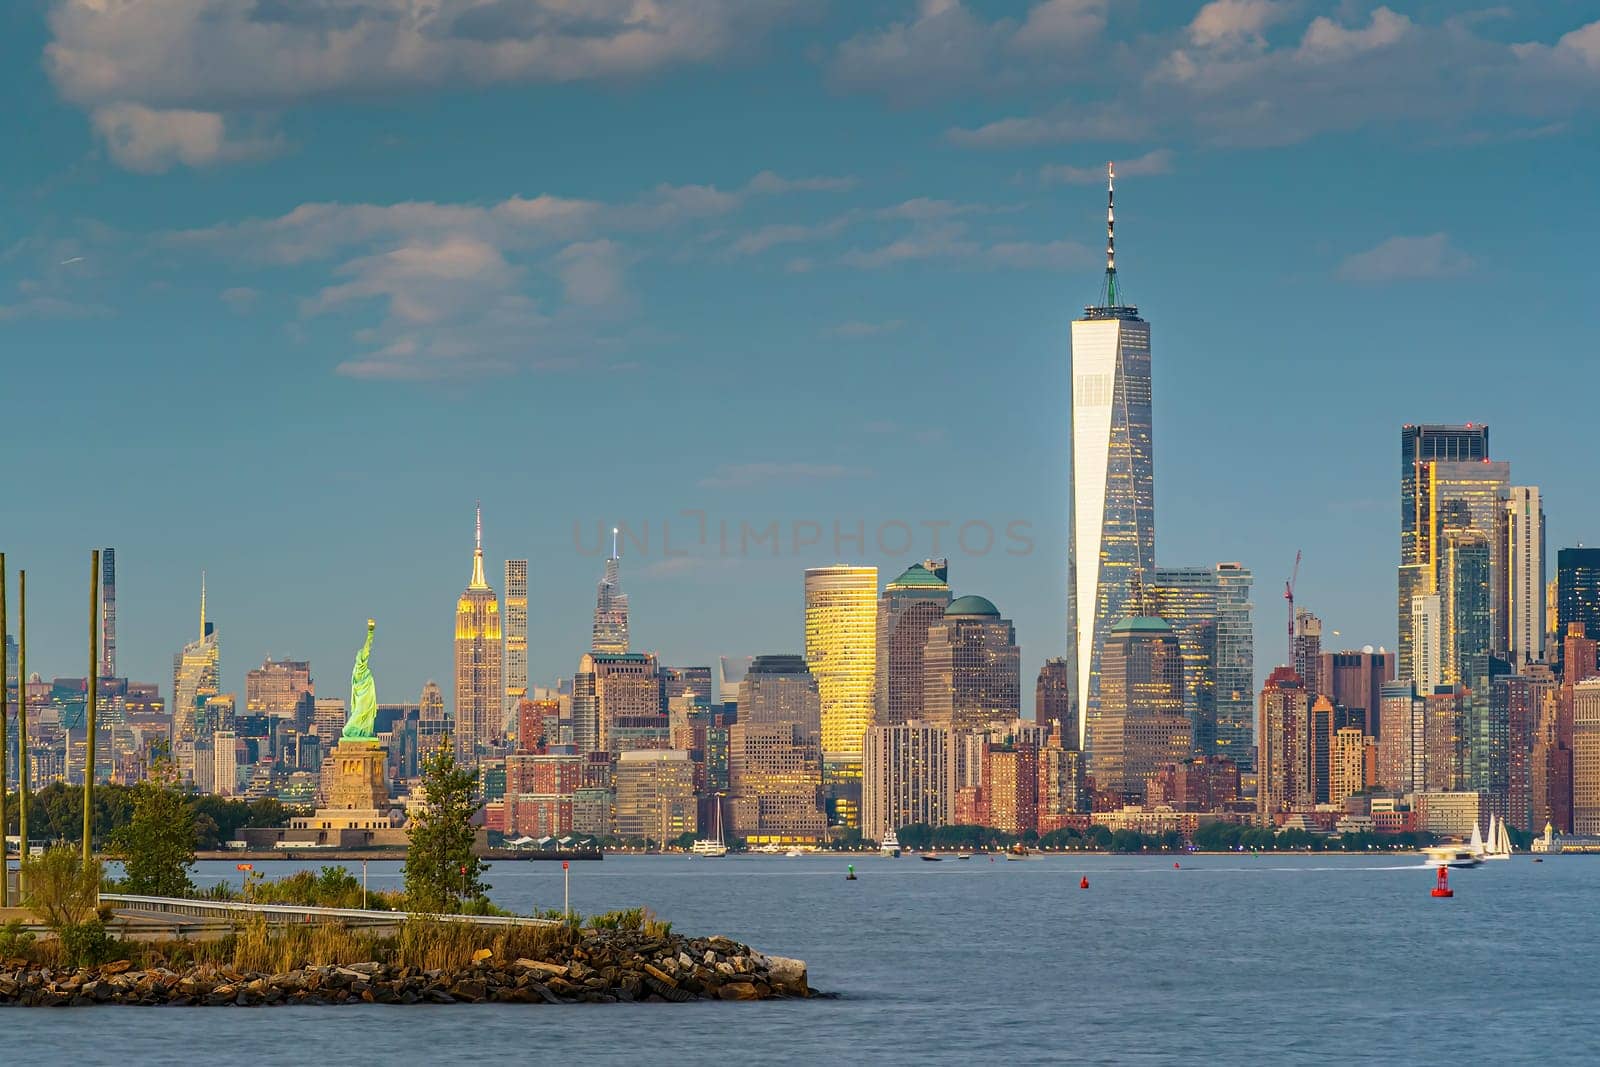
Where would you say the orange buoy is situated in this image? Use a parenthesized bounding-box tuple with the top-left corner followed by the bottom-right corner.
(1079, 875, 1089, 889)
(1430, 866, 1453, 898)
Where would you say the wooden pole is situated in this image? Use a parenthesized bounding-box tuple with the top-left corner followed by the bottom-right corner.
(0, 552, 8, 908)
(16, 569, 26, 900)
(84, 550, 99, 869)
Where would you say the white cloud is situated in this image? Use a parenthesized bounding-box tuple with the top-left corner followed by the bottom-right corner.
(1188, 0, 1290, 49)
(1040, 149, 1174, 185)
(1337, 233, 1474, 282)
(220, 286, 259, 313)
(1298, 6, 1411, 60)
(746, 171, 857, 194)
(945, 108, 1147, 149)
(90, 103, 282, 173)
(47, 0, 802, 171)
(556, 240, 627, 307)
(829, 0, 1105, 102)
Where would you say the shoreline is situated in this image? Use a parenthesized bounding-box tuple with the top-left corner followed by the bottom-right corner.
(0, 929, 816, 1008)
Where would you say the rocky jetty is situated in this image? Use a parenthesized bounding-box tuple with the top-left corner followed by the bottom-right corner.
(0, 932, 815, 1007)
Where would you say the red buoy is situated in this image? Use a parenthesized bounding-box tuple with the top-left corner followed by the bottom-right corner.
(1431, 866, 1453, 898)
(1173, 862, 1180, 868)
(1079, 875, 1089, 889)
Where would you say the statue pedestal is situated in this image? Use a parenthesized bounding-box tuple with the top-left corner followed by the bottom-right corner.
(327, 739, 390, 811)
(289, 740, 404, 841)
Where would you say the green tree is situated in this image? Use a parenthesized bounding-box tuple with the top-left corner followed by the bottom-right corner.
(110, 768, 196, 897)
(403, 740, 489, 913)
(22, 845, 115, 967)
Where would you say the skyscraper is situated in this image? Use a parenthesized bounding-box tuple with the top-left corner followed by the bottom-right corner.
(1506, 487, 1546, 667)
(1399, 424, 1490, 677)
(874, 561, 951, 726)
(922, 595, 1021, 731)
(1557, 547, 1600, 645)
(245, 659, 313, 718)
(1319, 650, 1395, 739)
(1035, 658, 1075, 748)
(592, 529, 629, 654)
(861, 721, 951, 842)
(454, 505, 504, 764)
(573, 651, 661, 755)
(1147, 563, 1254, 767)
(1090, 616, 1188, 803)
(1258, 666, 1309, 818)
(1442, 529, 1493, 792)
(504, 559, 528, 730)
(738, 655, 822, 739)
(100, 547, 116, 679)
(418, 680, 449, 760)
(1292, 610, 1323, 698)
(172, 573, 220, 751)
(1069, 163, 1154, 755)
(803, 566, 878, 762)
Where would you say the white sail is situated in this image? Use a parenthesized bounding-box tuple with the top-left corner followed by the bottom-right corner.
(1469, 821, 1486, 856)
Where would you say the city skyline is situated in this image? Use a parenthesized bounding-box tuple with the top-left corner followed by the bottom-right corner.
(4, 3, 1600, 713)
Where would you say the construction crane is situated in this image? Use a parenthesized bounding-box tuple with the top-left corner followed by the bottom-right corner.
(1284, 550, 1301, 664)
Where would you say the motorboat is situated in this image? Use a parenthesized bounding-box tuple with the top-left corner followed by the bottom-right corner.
(881, 830, 902, 858)
(920, 853, 944, 862)
(1420, 844, 1481, 869)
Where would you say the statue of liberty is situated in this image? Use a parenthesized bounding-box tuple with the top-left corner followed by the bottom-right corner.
(342, 618, 379, 741)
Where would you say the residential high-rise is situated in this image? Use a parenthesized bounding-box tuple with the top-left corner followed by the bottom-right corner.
(922, 595, 1021, 731)
(1320, 650, 1395, 739)
(100, 548, 116, 679)
(737, 655, 821, 740)
(1412, 594, 1444, 692)
(245, 659, 313, 717)
(504, 559, 528, 730)
(1498, 664, 1555, 830)
(454, 506, 504, 764)
(1090, 616, 1188, 803)
(1442, 530, 1493, 792)
(1376, 681, 1424, 793)
(874, 561, 951, 726)
(1506, 488, 1546, 667)
(1036, 658, 1075, 749)
(728, 721, 825, 845)
(1330, 727, 1371, 807)
(1557, 548, 1600, 646)
(1069, 164, 1155, 755)
(612, 750, 696, 842)
(1399, 424, 1489, 678)
(861, 721, 951, 842)
(1258, 666, 1309, 818)
(803, 566, 878, 763)
(573, 651, 661, 755)
(1147, 563, 1254, 766)
(1571, 678, 1600, 834)
(592, 529, 630, 654)
(1292, 610, 1323, 698)
(172, 573, 220, 750)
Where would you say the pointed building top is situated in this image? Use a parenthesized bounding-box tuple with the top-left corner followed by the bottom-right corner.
(200, 570, 207, 639)
(469, 503, 489, 589)
(612, 525, 620, 560)
(1086, 159, 1138, 320)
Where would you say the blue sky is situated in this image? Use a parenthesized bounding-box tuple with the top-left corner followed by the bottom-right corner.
(3, 1, 1599, 710)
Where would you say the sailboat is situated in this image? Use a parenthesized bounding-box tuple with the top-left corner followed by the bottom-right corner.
(692, 799, 728, 857)
(1484, 815, 1513, 860)
(1468, 820, 1487, 860)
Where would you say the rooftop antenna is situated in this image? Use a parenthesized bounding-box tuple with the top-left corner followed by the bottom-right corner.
(612, 526, 620, 560)
(199, 570, 207, 639)
(1105, 161, 1117, 305)
(475, 500, 482, 553)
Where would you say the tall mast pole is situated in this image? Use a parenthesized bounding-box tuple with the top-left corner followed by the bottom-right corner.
(0, 554, 8, 907)
(84, 550, 100, 868)
(16, 570, 27, 900)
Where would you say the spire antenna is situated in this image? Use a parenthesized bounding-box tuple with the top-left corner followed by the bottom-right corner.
(612, 526, 620, 559)
(1105, 160, 1117, 306)
(475, 500, 482, 552)
(199, 570, 207, 639)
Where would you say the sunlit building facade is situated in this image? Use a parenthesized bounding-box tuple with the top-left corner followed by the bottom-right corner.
(1258, 666, 1309, 818)
(1398, 424, 1490, 678)
(504, 559, 528, 731)
(861, 721, 951, 841)
(454, 506, 504, 764)
(1069, 169, 1153, 757)
(1148, 563, 1254, 768)
(1506, 488, 1546, 668)
(804, 566, 878, 763)
(172, 574, 220, 752)
(1090, 616, 1188, 803)
(922, 596, 1021, 731)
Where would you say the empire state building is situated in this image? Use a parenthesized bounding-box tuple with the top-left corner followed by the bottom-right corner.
(454, 504, 503, 764)
(1068, 163, 1154, 756)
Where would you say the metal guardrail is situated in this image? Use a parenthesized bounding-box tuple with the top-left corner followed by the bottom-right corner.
(99, 894, 559, 928)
